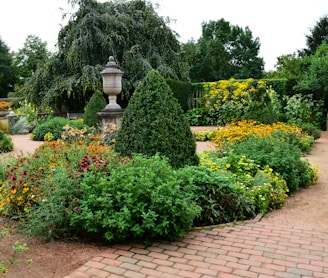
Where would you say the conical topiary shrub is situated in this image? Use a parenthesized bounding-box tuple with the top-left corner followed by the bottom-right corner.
(114, 70, 198, 168)
(83, 90, 107, 127)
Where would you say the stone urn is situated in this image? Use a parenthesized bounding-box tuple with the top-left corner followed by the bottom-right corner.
(100, 56, 124, 110)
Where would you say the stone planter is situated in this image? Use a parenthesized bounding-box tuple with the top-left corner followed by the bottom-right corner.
(0, 110, 10, 133)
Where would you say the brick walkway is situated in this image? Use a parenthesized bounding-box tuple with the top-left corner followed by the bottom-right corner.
(65, 220, 328, 278)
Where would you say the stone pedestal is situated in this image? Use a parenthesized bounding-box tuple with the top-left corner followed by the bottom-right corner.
(97, 108, 124, 130)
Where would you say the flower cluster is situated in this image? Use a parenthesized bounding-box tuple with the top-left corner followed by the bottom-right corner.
(0, 101, 10, 111)
(212, 120, 302, 149)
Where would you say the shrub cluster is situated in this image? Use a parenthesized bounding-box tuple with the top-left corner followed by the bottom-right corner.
(31, 117, 89, 141)
(211, 120, 319, 192)
(0, 118, 319, 242)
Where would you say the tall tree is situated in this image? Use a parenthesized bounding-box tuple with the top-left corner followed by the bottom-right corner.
(265, 53, 302, 79)
(13, 35, 50, 88)
(0, 38, 15, 97)
(296, 41, 328, 110)
(304, 15, 328, 55)
(182, 19, 264, 82)
(23, 0, 184, 111)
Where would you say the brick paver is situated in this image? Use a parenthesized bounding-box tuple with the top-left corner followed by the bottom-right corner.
(65, 221, 328, 278)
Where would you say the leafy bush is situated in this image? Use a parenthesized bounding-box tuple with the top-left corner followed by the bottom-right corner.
(298, 122, 321, 139)
(83, 90, 107, 127)
(31, 117, 88, 141)
(229, 134, 318, 192)
(0, 130, 13, 153)
(115, 70, 198, 168)
(202, 79, 279, 125)
(199, 152, 289, 213)
(193, 130, 218, 141)
(184, 108, 217, 126)
(69, 154, 201, 242)
(284, 94, 324, 128)
(1, 139, 200, 242)
(178, 166, 256, 226)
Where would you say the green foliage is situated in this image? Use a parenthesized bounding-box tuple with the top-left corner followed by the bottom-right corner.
(178, 166, 256, 225)
(1, 138, 200, 242)
(13, 100, 39, 124)
(115, 70, 198, 168)
(193, 130, 217, 141)
(199, 152, 289, 213)
(183, 18, 264, 82)
(0, 38, 15, 97)
(31, 117, 88, 141)
(264, 54, 302, 80)
(229, 134, 318, 192)
(70, 154, 201, 242)
(12, 35, 50, 89)
(166, 79, 193, 112)
(0, 124, 319, 243)
(284, 93, 324, 128)
(203, 79, 278, 125)
(83, 90, 106, 127)
(296, 42, 328, 114)
(0, 130, 13, 153)
(304, 15, 328, 55)
(23, 0, 185, 111)
(242, 82, 278, 124)
(184, 108, 217, 126)
(299, 122, 322, 140)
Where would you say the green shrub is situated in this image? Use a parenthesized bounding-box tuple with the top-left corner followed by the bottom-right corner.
(193, 130, 217, 141)
(31, 117, 88, 141)
(178, 166, 256, 226)
(229, 134, 318, 192)
(199, 152, 289, 213)
(3, 141, 200, 242)
(299, 122, 322, 139)
(0, 130, 13, 153)
(69, 154, 201, 242)
(185, 108, 217, 126)
(83, 90, 107, 127)
(115, 70, 199, 168)
(166, 79, 193, 112)
(285, 94, 324, 128)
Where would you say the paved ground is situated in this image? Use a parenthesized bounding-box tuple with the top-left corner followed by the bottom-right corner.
(64, 131, 328, 278)
(64, 221, 328, 278)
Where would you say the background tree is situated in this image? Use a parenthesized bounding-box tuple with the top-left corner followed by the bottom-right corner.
(264, 53, 302, 79)
(0, 38, 15, 97)
(296, 41, 328, 113)
(304, 15, 328, 55)
(23, 0, 184, 112)
(182, 19, 264, 82)
(12, 35, 50, 89)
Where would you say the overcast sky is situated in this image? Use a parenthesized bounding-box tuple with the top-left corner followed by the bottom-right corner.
(1, 0, 327, 71)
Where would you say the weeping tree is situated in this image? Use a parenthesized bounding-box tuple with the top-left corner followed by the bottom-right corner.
(22, 0, 186, 111)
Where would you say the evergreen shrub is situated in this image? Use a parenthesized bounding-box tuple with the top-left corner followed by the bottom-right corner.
(83, 90, 107, 127)
(114, 70, 199, 168)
